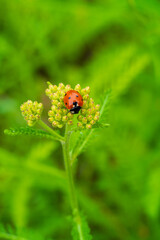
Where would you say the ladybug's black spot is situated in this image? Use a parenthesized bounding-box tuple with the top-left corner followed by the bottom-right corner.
(65, 93, 67, 96)
(68, 97, 71, 99)
(65, 103, 67, 105)
(76, 95, 78, 97)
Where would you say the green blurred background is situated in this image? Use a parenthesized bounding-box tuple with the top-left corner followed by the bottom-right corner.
(0, 0, 160, 239)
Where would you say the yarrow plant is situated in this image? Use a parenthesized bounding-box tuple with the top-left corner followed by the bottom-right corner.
(5, 82, 110, 240)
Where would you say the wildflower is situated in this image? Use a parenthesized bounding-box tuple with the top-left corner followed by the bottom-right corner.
(20, 100, 43, 126)
(46, 82, 100, 129)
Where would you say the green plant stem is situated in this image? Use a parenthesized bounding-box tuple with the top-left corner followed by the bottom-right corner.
(38, 120, 64, 142)
(62, 124, 84, 240)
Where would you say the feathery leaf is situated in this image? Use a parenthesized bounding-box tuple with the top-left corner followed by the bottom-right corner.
(4, 127, 57, 140)
(71, 91, 110, 163)
(71, 213, 92, 240)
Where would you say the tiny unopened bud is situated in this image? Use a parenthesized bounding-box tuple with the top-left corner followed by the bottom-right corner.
(48, 117, 54, 122)
(67, 112, 74, 119)
(62, 116, 68, 122)
(68, 120, 73, 125)
(51, 105, 57, 111)
(82, 117, 87, 124)
(51, 100, 58, 105)
(52, 121, 58, 127)
(81, 109, 87, 116)
(87, 115, 92, 121)
(78, 115, 83, 121)
(65, 85, 71, 91)
(62, 109, 68, 115)
(90, 120, 95, 125)
(48, 110, 54, 116)
(58, 83, 65, 89)
(55, 113, 61, 121)
(49, 84, 57, 92)
(95, 104, 100, 111)
(83, 94, 89, 100)
(95, 111, 100, 116)
(57, 124, 63, 128)
(45, 88, 51, 96)
(75, 84, 81, 92)
(94, 115, 99, 121)
(27, 120, 33, 127)
(57, 102, 63, 108)
(77, 122, 83, 128)
(86, 124, 92, 129)
(85, 86, 90, 94)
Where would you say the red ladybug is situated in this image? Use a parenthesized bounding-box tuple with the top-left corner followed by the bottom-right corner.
(63, 90, 83, 114)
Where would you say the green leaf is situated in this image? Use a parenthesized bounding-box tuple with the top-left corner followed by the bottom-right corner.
(71, 213, 92, 240)
(4, 127, 57, 140)
(70, 91, 111, 163)
(92, 122, 110, 129)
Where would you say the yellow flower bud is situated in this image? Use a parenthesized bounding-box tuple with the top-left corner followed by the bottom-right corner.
(75, 84, 81, 92)
(52, 121, 58, 127)
(55, 113, 61, 121)
(78, 115, 83, 121)
(62, 116, 68, 122)
(77, 122, 83, 128)
(90, 120, 95, 125)
(87, 115, 92, 121)
(68, 120, 73, 125)
(86, 124, 92, 129)
(20, 100, 43, 127)
(82, 117, 87, 124)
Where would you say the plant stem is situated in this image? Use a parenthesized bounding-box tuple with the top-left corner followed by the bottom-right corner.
(62, 124, 84, 240)
(38, 120, 64, 142)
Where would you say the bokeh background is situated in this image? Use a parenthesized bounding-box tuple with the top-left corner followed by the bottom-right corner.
(0, 0, 160, 239)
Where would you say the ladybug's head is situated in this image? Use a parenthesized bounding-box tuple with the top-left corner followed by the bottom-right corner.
(70, 101, 82, 114)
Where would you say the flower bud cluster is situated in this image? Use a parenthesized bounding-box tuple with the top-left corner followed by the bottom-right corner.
(46, 83, 100, 129)
(46, 83, 73, 128)
(20, 100, 43, 127)
(77, 98, 100, 129)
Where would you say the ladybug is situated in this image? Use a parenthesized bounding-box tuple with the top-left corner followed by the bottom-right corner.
(63, 90, 83, 114)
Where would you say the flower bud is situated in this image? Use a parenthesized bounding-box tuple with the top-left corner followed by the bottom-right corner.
(57, 124, 63, 128)
(49, 84, 57, 92)
(27, 120, 34, 127)
(77, 122, 83, 128)
(68, 120, 73, 125)
(62, 116, 68, 122)
(51, 100, 58, 105)
(65, 85, 71, 91)
(51, 105, 57, 111)
(86, 124, 92, 129)
(48, 117, 54, 122)
(20, 100, 43, 127)
(78, 115, 83, 121)
(82, 117, 87, 124)
(81, 109, 87, 116)
(94, 115, 99, 121)
(83, 94, 89, 100)
(90, 120, 95, 125)
(75, 84, 81, 92)
(58, 83, 65, 89)
(87, 115, 92, 121)
(45, 88, 51, 96)
(55, 113, 61, 121)
(85, 86, 90, 94)
(52, 121, 58, 127)
(95, 104, 100, 111)
(48, 110, 54, 116)
(67, 112, 74, 119)
(57, 102, 63, 108)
